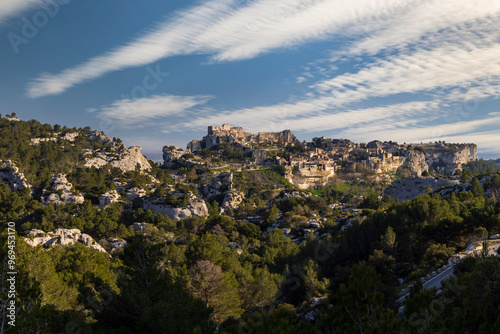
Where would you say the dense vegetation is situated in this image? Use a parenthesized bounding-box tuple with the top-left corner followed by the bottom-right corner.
(1, 117, 500, 333)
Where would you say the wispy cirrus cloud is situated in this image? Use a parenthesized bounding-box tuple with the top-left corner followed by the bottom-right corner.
(94, 94, 213, 127)
(27, 0, 413, 98)
(0, 0, 49, 23)
(344, 0, 500, 57)
(313, 42, 500, 105)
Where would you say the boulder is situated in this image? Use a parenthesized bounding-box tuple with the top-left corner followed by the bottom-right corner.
(221, 190, 244, 211)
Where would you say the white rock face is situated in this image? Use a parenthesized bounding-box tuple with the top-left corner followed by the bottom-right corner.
(85, 146, 151, 172)
(0, 160, 31, 191)
(61, 132, 79, 141)
(30, 137, 58, 145)
(84, 153, 109, 169)
(142, 192, 209, 220)
(30, 132, 79, 145)
(163, 146, 185, 167)
(24, 228, 107, 253)
(111, 146, 151, 171)
(86, 130, 113, 145)
(221, 190, 244, 211)
(186, 140, 202, 153)
(385, 177, 459, 202)
(99, 190, 120, 208)
(41, 174, 84, 206)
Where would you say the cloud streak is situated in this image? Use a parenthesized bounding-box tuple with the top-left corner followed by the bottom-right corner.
(94, 94, 213, 127)
(27, 0, 414, 98)
(0, 0, 49, 23)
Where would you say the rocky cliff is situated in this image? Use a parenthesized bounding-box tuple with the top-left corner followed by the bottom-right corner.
(385, 177, 460, 202)
(0, 160, 31, 191)
(423, 143, 478, 174)
(162, 146, 185, 167)
(85, 145, 151, 172)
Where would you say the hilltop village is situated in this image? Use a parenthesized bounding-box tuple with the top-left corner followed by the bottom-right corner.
(164, 124, 478, 189)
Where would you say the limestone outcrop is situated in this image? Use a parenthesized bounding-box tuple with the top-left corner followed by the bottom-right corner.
(0, 160, 31, 191)
(99, 190, 120, 208)
(85, 146, 151, 172)
(424, 144, 478, 174)
(186, 140, 202, 153)
(86, 130, 113, 145)
(163, 146, 185, 167)
(385, 177, 459, 202)
(277, 191, 311, 200)
(125, 187, 147, 201)
(30, 132, 79, 145)
(203, 172, 233, 199)
(24, 228, 106, 253)
(221, 190, 244, 211)
(41, 174, 84, 206)
(61, 132, 79, 141)
(142, 192, 209, 220)
(111, 146, 151, 171)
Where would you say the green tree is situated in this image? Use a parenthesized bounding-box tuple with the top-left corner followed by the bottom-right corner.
(189, 260, 243, 323)
(422, 243, 455, 268)
(319, 263, 400, 333)
(380, 226, 397, 252)
(470, 177, 484, 197)
(96, 237, 214, 333)
(265, 203, 279, 223)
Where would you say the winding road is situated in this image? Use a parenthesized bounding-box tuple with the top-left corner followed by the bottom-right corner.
(396, 242, 500, 304)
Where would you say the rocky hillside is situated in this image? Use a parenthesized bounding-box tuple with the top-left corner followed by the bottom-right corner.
(170, 124, 478, 190)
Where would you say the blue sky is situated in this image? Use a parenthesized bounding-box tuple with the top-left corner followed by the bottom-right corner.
(1, 0, 500, 159)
